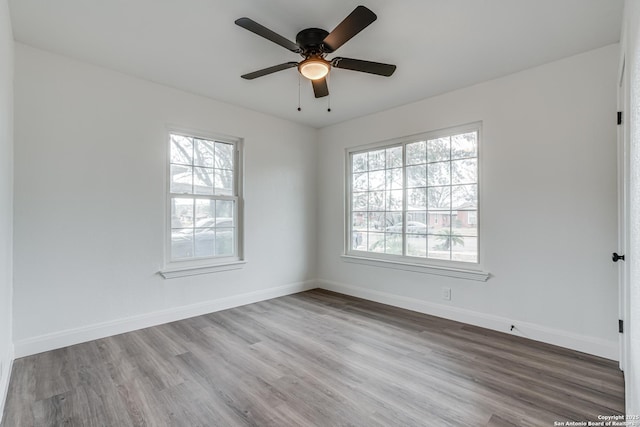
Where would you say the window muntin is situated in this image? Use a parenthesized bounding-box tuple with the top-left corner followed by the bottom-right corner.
(168, 132, 241, 262)
(348, 125, 479, 264)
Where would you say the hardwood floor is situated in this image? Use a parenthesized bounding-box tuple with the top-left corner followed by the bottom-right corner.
(1, 289, 624, 426)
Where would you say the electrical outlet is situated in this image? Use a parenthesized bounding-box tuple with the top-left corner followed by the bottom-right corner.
(442, 287, 451, 301)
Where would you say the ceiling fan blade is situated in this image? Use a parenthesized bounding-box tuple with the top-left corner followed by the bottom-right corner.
(241, 62, 299, 80)
(235, 17, 300, 53)
(322, 6, 377, 52)
(332, 57, 396, 77)
(312, 77, 329, 98)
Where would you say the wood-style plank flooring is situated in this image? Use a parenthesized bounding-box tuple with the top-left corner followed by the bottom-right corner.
(1, 289, 625, 426)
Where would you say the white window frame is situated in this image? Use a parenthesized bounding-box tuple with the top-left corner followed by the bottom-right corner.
(160, 126, 245, 279)
(343, 122, 489, 281)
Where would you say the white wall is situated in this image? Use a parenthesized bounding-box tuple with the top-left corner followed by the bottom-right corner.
(0, 0, 13, 417)
(317, 44, 620, 359)
(622, 0, 640, 415)
(12, 44, 317, 355)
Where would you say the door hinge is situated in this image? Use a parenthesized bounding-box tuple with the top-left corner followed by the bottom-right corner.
(619, 319, 624, 333)
(618, 111, 623, 125)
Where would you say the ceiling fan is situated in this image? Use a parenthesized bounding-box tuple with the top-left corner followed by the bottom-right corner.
(235, 5, 396, 98)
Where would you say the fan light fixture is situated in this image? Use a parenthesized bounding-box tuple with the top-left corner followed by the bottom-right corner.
(298, 57, 330, 80)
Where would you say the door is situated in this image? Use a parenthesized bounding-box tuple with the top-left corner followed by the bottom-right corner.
(617, 54, 630, 371)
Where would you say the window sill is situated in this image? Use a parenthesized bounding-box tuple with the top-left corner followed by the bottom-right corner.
(341, 255, 490, 282)
(159, 260, 247, 279)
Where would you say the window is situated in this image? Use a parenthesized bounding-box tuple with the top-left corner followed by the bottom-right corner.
(348, 123, 479, 265)
(167, 130, 243, 267)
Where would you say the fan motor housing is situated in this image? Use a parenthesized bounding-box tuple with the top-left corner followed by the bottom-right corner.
(296, 28, 330, 54)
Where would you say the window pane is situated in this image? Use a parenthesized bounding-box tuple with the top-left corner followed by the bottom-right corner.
(452, 236, 478, 262)
(171, 229, 193, 259)
(451, 159, 477, 185)
(407, 234, 427, 257)
(171, 197, 193, 228)
(406, 141, 426, 165)
(451, 184, 477, 209)
(368, 170, 385, 191)
(214, 169, 234, 195)
(194, 228, 215, 257)
(352, 153, 368, 173)
(367, 232, 384, 252)
(384, 233, 402, 255)
(386, 190, 403, 211)
(194, 138, 214, 167)
(406, 165, 426, 188)
(386, 146, 402, 168)
(368, 149, 386, 171)
(195, 199, 215, 223)
(216, 200, 234, 224)
(451, 132, 477, 159)
(407, 188, 427, 210)
(427, 162, 450, 186)
(352, 231, 367, 250)
(215, 142, 234, 170)
(428, 212, 451, 235)
(386, 168, 402, 190)
(427, 137, 450, 163)
(170, 134, 193, 165)
(352, 212, 367, 232)
(384, 221, 401, 233)
(468, 211, 478, 225)
(428, 234, 451, 260)
(368, 212, 386, 231)
(353, 172, 368, 191)
(193, 167, 214, 195)
(452, 211, 477, 236)
(215, 228, 234, 256)
(385, 212, 402, 231)
(170, 165, 192, 194)
(368, 191, 385, 211)
(353, 192, 368, 211)
(428, 186, 451, 210)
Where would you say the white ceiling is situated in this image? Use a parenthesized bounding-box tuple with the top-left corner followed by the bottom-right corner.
(9, 0, 624, 128)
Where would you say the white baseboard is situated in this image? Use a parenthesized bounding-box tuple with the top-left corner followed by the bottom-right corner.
(317, 279, 618, 361)
(0, 344, 14, 423)
(12, 278, 619, 361)
(14, 280, 315, 358)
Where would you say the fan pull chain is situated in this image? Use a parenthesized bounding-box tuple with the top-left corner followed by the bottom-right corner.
(327, 73, 331, 112)
(297, 74, 302, 111)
